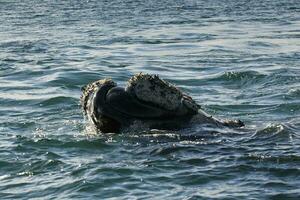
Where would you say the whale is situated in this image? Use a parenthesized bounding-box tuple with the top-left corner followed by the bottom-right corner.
(81, 73, 244, 133)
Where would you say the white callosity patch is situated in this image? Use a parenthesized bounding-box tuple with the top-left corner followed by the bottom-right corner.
(126, 73, 199, 114)
(126, 73, 182, 111)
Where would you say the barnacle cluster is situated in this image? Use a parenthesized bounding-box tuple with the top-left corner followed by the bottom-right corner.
(126, 73, 199, 113)
(80, 78, 116, 115)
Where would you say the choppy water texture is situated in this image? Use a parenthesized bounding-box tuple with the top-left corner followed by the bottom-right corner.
(1, 0, 300, 199)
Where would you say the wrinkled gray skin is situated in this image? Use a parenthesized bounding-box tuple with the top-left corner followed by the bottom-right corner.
(81, 75, 244, 133)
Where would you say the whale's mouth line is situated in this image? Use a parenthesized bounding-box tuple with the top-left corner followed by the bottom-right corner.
(98, 87, 170, 120)
(81, 74, 201, 133)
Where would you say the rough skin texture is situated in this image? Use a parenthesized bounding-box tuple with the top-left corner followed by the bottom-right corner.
(126, 73, 199, 113)
(80, 73, 244, 133)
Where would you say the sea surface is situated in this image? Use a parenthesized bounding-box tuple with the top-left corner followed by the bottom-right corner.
(1, 0, 300, 199)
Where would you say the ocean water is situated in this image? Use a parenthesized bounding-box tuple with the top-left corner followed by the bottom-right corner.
(0, 0, 300, 199)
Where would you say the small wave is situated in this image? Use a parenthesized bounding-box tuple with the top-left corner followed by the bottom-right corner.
(251, 123, 296, 141)
(19, 159, 65, 176)
(209, 70, 267, 89)
(38, 96, 78, 107)
(0, 39, 49, 54)
(218, 71, 266, 82)
(45, 71, 102, 90)
(178, 158, 208, 165)
(276, 103, 300, 114)
(241, 154, 300, 164)
(247, 41, 279, 48)
(287, 88, 300, 97)
(263, 181, 291, 188)
(100, 61, 130, 69)
(161, 19, 200, 25)
(0, 121, 36, 131)
(150, 144, 194, 156)
(0, 160, 13, 168)
(268, 193, 300, 200)
(15, 135, 113, 150)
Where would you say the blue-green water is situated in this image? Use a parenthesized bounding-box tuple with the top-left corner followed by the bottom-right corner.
(1, 0, 300, 199)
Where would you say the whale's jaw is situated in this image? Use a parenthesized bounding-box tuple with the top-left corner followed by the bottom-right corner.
(81, 73, 244, 133)
(80, 78, 121, 133)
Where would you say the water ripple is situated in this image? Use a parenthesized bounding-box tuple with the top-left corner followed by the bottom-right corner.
(1, 0, 300, 199)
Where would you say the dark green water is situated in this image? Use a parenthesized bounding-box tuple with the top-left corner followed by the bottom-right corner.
(0, 0, 300, 199)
